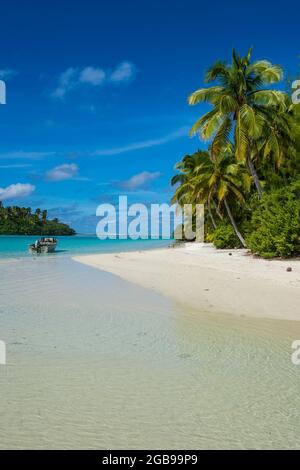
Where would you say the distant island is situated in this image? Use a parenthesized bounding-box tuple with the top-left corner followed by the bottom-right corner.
(0, 203, 76, 235)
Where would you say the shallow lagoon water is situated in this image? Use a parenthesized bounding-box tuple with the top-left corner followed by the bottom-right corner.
(0, 235, 171, 259)
(1, 251, 300, 449)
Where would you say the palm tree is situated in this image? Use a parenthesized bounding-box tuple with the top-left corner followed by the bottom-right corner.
(171, 151, 218, 229)
(188, 48, 288, 196)
(35, 208, 41, 219)
(194, 149, 250, 247)
(171, 148, 250, 247)
(42, 209, 47, 223)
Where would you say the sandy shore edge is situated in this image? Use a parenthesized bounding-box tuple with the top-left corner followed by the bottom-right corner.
(73, 243, 300, 321)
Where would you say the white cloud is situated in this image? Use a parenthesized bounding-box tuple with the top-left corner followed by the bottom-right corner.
(110, 62, 135, 83)
(0, 127, 188, 165)
(93, 126, 188, 156)
(79, 67, 106, 85)
(0, 150, 54, 160)
(52, 61, 136, 99)
(46, 163, 79, 182)
(120, 171, 161, 190)
(0, 183, 35, 201)
(0, 163, 32, 169)
(51, 67, 78, 99)
(0, 69, 17, 80)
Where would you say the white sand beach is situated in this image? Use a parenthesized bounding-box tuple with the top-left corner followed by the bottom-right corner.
(74, 243, 300, 321)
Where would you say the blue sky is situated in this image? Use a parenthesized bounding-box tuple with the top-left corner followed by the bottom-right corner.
(0, 0, 299, 232)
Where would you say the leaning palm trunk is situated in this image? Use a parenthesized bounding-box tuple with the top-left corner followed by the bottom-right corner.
(207, 198, 217, 229)
(223, 197, 247, 248)
(212, 197, 223, 220)
(246, 154, 263, 197)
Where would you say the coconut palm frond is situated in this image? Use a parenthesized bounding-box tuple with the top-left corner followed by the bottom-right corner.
(188, 86, 223, 106)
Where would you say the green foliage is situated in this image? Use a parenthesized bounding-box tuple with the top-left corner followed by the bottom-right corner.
(170, 49, 300, 257)
(212, 222, 240, 249)
(188, 48, 289, 166)
(246, 184, 300, 258)
(0, 204, 76, 235)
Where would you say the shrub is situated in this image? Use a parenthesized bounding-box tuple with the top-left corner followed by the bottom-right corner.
(212, 222, 240, 249)
(246, 185, 300, 258)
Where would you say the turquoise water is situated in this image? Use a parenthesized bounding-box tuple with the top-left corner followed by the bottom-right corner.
(0, 235, 172, 259)
(1, 235, 300, 449)
(1, 256, 300, 449)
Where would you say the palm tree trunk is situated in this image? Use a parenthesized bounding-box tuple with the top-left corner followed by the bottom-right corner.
(207, 198, 217, 229)
(247, 155, 263, 197)
(224, 197, 247, 248)
(212, 198, 223, 220)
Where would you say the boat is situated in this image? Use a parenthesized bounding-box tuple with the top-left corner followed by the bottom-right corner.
(29, 237, 58, 254)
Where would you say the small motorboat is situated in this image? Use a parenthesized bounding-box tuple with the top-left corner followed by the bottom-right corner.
(29, 237, 58, 254)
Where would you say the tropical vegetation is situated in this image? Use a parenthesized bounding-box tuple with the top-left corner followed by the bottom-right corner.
(171, 49, 300, 258)
(0, 203, 76, 235)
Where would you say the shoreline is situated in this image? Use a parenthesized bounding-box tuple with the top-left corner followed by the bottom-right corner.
(73, 243, 300, 321)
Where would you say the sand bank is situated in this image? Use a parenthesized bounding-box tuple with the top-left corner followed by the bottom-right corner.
(73, 243, 300, 321)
